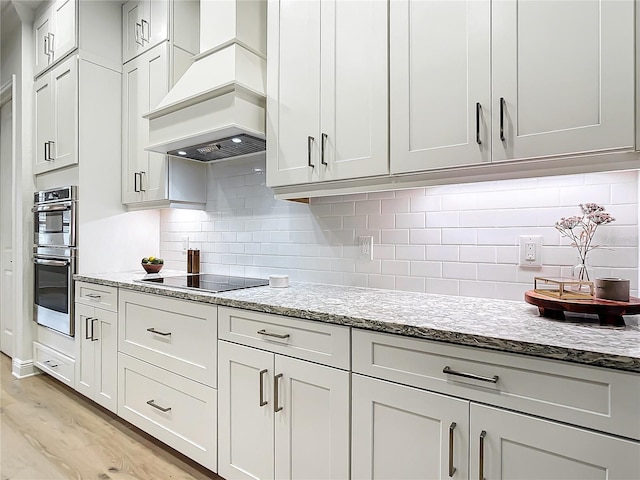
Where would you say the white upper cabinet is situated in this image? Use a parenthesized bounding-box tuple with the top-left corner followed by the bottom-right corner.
(122, 0, 170, 64)
(34, 0, 77, 78)
(491, 0, 635, 161)
(33, 56, 78, 174)
(391, 0, 491, 173)
(267, 0, 388, 188)
(392, 0, 635, 175)
(122, 43, 170, 205)
(122, 42, 206, 209)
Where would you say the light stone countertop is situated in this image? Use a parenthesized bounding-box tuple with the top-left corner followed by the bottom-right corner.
(75, 271, 640, 373)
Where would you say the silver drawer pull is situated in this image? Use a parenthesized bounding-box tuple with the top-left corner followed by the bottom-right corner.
(43, 360, 58, 368)
(146, 399, 171, 412)
(443, 366, 499, 384)
(257, 329, 290, 339)
(85, 293, 101, 299)
(147, 327, 171, 336)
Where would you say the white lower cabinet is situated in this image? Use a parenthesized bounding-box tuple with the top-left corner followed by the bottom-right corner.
(218, 337, 350, 479)
(33, 341, 75, 387)
(116, 290, 217, 472)
(74, 303, 117, 412)
(352, 374, 640, 480)
(470, 404, 640, 480)
(352, 374, 469, 480)
(352, 329, 640, 480)
(117, 353, 217, 471)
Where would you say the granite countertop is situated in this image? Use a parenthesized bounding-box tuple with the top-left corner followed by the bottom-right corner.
(75, 271, 640, 373)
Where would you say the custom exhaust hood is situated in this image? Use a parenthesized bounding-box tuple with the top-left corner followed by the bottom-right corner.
(144, 0, 267, 162)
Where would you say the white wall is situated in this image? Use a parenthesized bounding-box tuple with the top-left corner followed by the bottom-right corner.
(160, 156, 638, 301)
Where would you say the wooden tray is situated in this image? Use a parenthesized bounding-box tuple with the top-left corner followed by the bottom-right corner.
(525, 290, 640, 327)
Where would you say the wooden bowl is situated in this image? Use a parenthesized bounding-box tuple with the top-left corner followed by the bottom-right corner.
(142, 263, 163, 274)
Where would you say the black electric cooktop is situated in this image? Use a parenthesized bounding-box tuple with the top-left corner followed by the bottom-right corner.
(139, 274, 269, 293)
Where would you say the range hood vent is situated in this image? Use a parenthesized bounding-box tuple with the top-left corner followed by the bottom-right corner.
(144, 0, 267, 161)
(169, 133, 266, 162)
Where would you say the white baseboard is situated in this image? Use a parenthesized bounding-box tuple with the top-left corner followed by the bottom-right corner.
(12, 357, 39, 378)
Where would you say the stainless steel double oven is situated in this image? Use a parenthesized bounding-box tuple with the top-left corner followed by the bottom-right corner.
(32, 186, 77, 336)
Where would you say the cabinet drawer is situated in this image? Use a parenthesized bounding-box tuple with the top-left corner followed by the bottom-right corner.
(218, 306, 350, 370)
(34, 341, 75, 387)
(117, 353, 216, 471)
(118, 290, 217, 387)
(75, 282, 118, 312)
(353, 329, 640, 440)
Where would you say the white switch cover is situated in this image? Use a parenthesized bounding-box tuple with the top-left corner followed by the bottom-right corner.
(519, 235, 542, 267)
(358, 236, 373, 261)
(182, 236, 190, 252)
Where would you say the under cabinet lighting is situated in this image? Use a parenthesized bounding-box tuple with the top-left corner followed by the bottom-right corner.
(177, 151, 187, 155)
(231, 138, 242, 143)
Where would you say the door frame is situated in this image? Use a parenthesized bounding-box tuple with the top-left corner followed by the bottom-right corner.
(0, 75, 16, 358)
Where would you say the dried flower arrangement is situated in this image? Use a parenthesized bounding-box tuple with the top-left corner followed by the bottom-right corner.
(555, 203, 615, 282)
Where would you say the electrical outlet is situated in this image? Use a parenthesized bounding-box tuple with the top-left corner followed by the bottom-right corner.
(519, 235, 542, 267)
(358, 236, 373, 261)
(182, 236, 190, 253)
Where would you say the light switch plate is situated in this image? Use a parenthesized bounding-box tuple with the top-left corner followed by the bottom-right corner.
(519, 235, 542, 267)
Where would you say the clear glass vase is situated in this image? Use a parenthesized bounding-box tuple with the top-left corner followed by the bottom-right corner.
(572, 258, 592, 293)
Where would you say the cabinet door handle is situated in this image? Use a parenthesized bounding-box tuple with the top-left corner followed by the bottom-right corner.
(91, 318, 98, 341)
(135, 23, 144, 45)
(448, 422, 457, 477)
(321, 133, 328, 165)
(146, 399, 171, 412)
(307, 136, 314, 168)
(48, 33, 54, 54)
(443, 366, 499, 384)
(47, 141, 55, 160)
(479, 430, 486, 480)
(475, 102, 482, 145)
(274, 373, 283, 412)
(44, 142, 50, 162)
(147, 327, 171, 337)
(85, 293, 101, 300)
(139, 171, 146, 192)
(44, 35, 49, 57)
(499, 97, 506, 142)
(259, 369, 268, 407)
(85, 316, 93, 340)
(257, 329, 290, 339)
(134, 172, 141, 192)
(43, 360, 58, 368)
(141, 19, 150, 42)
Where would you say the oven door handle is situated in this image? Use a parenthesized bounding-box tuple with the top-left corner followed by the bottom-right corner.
(33, 257, 70, 267)
(31, 202, 73, 213)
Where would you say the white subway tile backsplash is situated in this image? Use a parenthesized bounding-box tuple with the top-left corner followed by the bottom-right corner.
(374, 245, 396, 260)
(559, 184, 611, 207)
(381, 198, 410, 215)
(356, 200, 381, 215)
(442, 262, 477, 280)
(426, 211, 459, 227)
(396, 276, 425, 293)
(381, 260, 410, 276)
(410, 261, 442, 278)
(396, 245, 425, 261)
(442, 228, 477, 245)
(368, 274, 395, 290)
(396, 213, 426, 229)
(160, 162, 638, 301)
(426, 245, 459, 262)
(460, 246, 497, 263)
(381, 229, 409, 245)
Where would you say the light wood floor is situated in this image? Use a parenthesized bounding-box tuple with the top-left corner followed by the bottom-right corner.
(0, 354, 222, 479)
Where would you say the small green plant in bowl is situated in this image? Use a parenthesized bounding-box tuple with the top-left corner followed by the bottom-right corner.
(141, 256, 164, 274)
